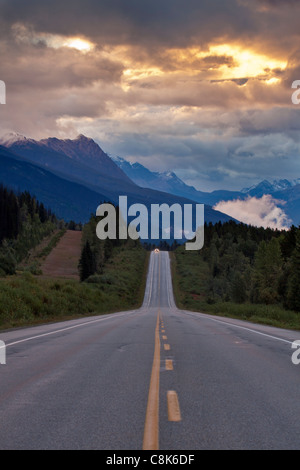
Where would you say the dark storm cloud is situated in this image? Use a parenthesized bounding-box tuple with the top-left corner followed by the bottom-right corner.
(0, 0, 259, 47)
(0, 0, 299, 58)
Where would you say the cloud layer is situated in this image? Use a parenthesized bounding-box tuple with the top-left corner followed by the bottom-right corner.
(0, 0, 300, 192)
(214, 195, 291, 229)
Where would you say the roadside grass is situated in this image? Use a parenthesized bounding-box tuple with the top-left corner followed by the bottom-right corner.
(0, 243, 149, 330)
(171, 250, 300, 331)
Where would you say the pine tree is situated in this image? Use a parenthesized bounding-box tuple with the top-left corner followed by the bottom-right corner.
(280, 225, 297, 260)
(252, 238, 283, 304)
(231, 272, 247, 303)
(79, 241, 96, 282)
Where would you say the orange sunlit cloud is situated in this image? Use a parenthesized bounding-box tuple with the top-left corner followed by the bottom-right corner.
(101, 43, 288, 93)
(2, 0, 300, 192)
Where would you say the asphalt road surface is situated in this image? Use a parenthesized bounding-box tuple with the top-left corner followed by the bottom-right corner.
(0, 251, 299, 449)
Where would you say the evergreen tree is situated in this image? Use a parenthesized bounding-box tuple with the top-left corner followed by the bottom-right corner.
(79, 241, 96, 282)
(280, 225, 297, 260)
(231, 272, 247, 303)
(252, 238, 283, 304)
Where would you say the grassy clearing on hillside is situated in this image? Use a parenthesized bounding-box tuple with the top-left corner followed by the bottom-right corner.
(171, 250, 300, 330)
(0, 244, 149, 330)
(40, 230, 82, 279)
(17, 229, 67, 275)
(36, 229, 67, 260)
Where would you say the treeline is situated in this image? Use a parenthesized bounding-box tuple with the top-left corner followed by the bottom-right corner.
(197, 221, 300, 311)
(143, 240, 180, 251)
(0, 185, 55, 243)
(0, 185, 59, 274)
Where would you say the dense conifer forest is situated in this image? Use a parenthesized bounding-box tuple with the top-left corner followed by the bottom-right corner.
(0, 185, 58, 274)
(173, 221, 300, 328)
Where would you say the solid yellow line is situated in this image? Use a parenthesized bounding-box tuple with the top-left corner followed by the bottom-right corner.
(165, 359, 173, 371)
(143, 313, 161, 450)
(167, 391, 181, 422)
(158, 253, 161, 305)
(164, 344, 170, 351)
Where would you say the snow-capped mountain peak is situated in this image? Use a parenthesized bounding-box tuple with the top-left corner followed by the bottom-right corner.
(0, 132, 29, 146)
(242, 179, 300, 194)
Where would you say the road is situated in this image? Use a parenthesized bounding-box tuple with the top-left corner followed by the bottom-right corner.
(0, 251, 299, 449)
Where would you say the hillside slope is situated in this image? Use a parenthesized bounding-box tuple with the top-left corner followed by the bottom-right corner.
(40, 230, 82, 279)
(0, 146, 109, 222)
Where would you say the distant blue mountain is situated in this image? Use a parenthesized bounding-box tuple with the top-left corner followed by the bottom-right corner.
(0, 134, 234, 228)
(113, 156, 243, 205)
(0, 145, 110, 222)
(242, 179, 300, 195)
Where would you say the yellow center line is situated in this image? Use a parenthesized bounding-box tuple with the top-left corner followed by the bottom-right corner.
(165, 359, 173, 371)
(158, 252, 161, 305)
(162, 335, 167, 340)
(164, 344, 170, 351)
(143, 313, 161, 450)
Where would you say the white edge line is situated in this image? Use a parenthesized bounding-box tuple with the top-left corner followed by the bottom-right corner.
(0, 311, 136, 350)
(167, 252, 176, 309)
(181, 310, 296, 346)
(3, 249, 154, 351)
(145, 252, 154, 308)
(148, 253, 155, 308)
(166, 253, 172, 308)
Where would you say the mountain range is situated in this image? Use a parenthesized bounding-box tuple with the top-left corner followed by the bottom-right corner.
(0, 145, 108, 223)
(1, 131, 298, 230)
(113, 156, 300, 226)
(0, 133, 233, 233)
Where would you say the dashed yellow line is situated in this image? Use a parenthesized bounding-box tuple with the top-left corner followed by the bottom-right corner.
(143, 253, 182, 449)
(167, 391, 181, 422)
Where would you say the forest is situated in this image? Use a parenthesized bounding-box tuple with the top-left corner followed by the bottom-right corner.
(173, 220, 300, 326)
(0, 188, 148, 328)
(2, 182, 300, 318)
(0, 185, 59, 275)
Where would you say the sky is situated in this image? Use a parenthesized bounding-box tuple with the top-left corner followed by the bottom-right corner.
(1, 0, 300, 194)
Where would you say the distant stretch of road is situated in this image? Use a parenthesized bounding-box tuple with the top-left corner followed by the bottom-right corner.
(0, 251, 299, 449)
